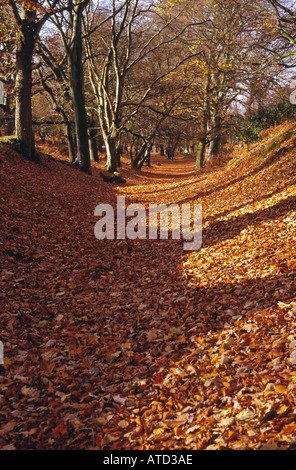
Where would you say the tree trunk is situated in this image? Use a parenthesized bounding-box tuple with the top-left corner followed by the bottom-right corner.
(89, 131, 99, 162)
(139, 145, 152, 169)
(65, 122, 75, 163)
(68, 3, 91, 174)
(4, 118, 14, 137)
(116, 143, 122, 168)
(104, 134, 119, 172)
(208, 116, 221, 161)
(69, 57, 91, 173)
(3, 94, 14, 136)
(132, 141, 147, 168)
(14, 11, 37, 160)
(88, 110, 98, 163)
(196, 105, 209, 170)
(196, 139, 206, 170)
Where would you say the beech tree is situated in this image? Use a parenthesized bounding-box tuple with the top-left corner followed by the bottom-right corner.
(7, 0, 60, 160)
(85, 0, 204, 172)
(161, 0, 286, 169)
(49, 0, 92, 173)
(0, 4, 16, 135)
(36, 35, 76, 162)
(127, 39, 199, 168)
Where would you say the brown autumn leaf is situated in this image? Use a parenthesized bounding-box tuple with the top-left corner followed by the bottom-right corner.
(147, 329, 158, 342)
(39, 359, 55, 374)
(0, 422, 18, 436)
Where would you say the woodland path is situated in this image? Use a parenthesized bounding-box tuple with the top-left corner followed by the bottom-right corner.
(1, 139, 296, 450)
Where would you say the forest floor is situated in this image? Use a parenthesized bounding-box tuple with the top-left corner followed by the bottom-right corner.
(1, 121, 296, 450)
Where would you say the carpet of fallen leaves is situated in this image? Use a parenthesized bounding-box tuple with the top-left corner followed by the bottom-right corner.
(1, 120, 296, 450)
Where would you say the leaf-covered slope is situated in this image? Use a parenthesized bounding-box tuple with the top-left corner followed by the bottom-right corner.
(0, 121, 296, 450)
